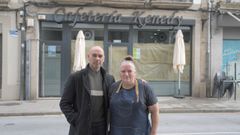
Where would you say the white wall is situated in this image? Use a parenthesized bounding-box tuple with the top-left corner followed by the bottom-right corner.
(0, 12, 20, 100)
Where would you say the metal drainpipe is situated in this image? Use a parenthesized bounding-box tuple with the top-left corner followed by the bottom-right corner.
(19, 9, 25, 100)
(20, 7, 26, 100)
(20, 40, 25, 100)
(24, 4, 31, 100)
(206, 0, 213, 97)
(20, 3, 31, 100)
(25, 39, 31, 100)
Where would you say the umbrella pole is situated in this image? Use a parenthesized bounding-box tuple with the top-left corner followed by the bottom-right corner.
(178, 70, 180, 95)
(174, 69, 184, 98)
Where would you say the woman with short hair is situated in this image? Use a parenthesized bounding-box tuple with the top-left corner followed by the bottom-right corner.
(109, 56, 159, 135)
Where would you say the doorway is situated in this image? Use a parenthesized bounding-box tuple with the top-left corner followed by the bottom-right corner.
(105, 25, 130, 81)
(39, 22, 71, 97)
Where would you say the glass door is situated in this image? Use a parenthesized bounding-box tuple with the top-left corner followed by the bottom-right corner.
(40, 43, 61, 97)
(40, 22, 72, 97)
(106, 25, 130, 81)
(108, 45, 128, 81)
(40, 22, 64, 97)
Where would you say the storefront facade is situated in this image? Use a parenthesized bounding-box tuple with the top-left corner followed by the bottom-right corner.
(212, 2, 240, 98)
(29, 2, 204, 99)
(1, 0, 210, 100)
(217, 13, 240, 78)
(39, 8, 194, 97)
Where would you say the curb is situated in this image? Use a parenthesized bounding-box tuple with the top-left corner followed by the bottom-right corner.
(0, 112, 62, 117)
(160, 109, 240, 113)
(1, 109, 240, 117)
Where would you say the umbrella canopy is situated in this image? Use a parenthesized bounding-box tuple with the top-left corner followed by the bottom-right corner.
(73, 30, 86, 72)
(173, 29, 186, 73)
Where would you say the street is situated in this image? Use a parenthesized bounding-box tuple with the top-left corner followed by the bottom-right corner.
(0, 113, 240, 135)
(158, 113, 240, 135)
(0, 115, 68, 135)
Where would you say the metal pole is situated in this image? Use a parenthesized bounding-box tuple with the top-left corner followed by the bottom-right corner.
(20, 42, 25, 100)
(178, 70, 181, 95)
(174, 69, 184, 98)
(234, 63, 236, 100)
(206, 0, 213, 97)
(40, 43, 45, 97)
(20, 3, 27, 100)
(109, 44, 112, 74)
(25, 40, 31, 100)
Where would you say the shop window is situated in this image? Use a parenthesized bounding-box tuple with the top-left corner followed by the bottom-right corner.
(138, 30, 172, 43)
(42, 29, 62, 41)
(108, 31, 129, 43)
(222, 40, 240, 79)
(134, 29, 191, 81)
(72, 29, 104, 41)
(183, 31, 191, 43)
(71, 27, 104, 71)
(138, 30, 191, 44)
(133, 27, 191, 96)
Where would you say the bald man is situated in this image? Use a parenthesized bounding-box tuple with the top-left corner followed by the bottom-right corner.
(60, 46, 115, 135)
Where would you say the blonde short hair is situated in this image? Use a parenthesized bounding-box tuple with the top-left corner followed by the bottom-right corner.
(120, 55, 136, 72)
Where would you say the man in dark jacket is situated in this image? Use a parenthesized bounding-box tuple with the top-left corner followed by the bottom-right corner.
(60, 46, 115, 135)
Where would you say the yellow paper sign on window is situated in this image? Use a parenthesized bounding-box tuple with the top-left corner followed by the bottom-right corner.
(133, 48, 141, 60)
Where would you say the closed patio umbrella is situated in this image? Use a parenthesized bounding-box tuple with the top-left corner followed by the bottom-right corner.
(173, 29, 185, 98)
(73, 30, 86, 72)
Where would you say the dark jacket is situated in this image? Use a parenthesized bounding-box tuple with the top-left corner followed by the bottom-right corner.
(60, 65, 115, 135)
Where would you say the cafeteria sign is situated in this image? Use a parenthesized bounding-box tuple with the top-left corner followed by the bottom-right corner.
(54, 7, 183, 27)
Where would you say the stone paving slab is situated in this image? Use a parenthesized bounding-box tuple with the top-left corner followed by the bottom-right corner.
(158, 97, 240, 113)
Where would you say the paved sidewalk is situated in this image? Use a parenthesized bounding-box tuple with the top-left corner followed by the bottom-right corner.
(0, 97, 240, 116)
(158, 97, 240, 113)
